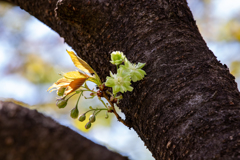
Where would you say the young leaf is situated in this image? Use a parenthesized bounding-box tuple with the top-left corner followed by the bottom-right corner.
(64, 78, 87, 96)
(63, 71, 88, 80)
(47, 78, 72, 93)
(66, 50, 94, 74)
(87, 77, 101, 86)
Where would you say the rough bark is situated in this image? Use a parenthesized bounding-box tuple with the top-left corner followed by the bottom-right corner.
(1, 0, 240, 159)
(0, 101, 128, 160)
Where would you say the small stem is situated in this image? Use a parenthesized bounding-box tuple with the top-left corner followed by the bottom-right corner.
(102, 92, 130, 127)
(98, 97, 109, 109)
(81, 86, 97, 93)
(84, 108, 107, 115)
(94, 110, 101, 116)
(105, 90, 112, 96)
(65, 91, 78, 100)
(75, 91, 83, 107)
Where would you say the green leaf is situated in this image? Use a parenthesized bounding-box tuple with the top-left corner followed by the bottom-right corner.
(87, 77, 101, 86)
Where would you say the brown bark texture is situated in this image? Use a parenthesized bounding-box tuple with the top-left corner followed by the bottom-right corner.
(1, 0, 240, 159)
(0, 101, 128, 160)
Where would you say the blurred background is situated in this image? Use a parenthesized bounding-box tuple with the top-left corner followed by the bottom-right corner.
(0, 0, 240, 159)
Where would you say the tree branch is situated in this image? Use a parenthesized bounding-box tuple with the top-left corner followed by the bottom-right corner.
(0, 101, 128, 160)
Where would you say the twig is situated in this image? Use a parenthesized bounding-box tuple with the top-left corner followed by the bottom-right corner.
(102, 92, 130, 127)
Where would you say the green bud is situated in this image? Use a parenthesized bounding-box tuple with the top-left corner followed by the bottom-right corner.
(56, 99, 68, 108)
(89, 114, 96, 123)
(89, 106, 93, 109)
(110, 51, 125, 65)
(85, 122, 91, 129)
(70, 107, 79, 119)
(78, 114, 86, 122)
(57, 87, 66, 96)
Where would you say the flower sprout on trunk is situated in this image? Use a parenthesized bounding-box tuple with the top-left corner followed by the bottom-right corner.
(48, 50, 146, 129)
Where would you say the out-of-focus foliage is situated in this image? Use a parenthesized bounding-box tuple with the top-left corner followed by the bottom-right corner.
(219, 20, 240, 41)
(188, 0, 240, 82)
(0, 1, 71, 105)
(11, 54, 59, 84)
(230, 61, 240, 77)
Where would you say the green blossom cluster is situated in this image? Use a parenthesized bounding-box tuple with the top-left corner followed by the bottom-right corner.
(105, 51, 146, 94)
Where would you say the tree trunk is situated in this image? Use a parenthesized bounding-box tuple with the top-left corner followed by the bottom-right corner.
(2, 0, 240, 159)
(0, 101, 128, 160)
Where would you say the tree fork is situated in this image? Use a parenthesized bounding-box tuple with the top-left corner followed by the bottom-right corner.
(1, 0, 240, 159)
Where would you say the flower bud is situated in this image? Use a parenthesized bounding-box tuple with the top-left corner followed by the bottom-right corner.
(56, 99, 67, 108)
(110, 96, 118, 103)
(89, 114, 96, 123)
(78, 114, 86, 122)
(70, 107, 79, 119)
(99, 84, 107, 91)
(57, 87, 66, 96)
(90, 92, 95, 96)
(110, 51, 125, 65)
(97, 90, 103, 97)
(85, 122, 91, 129)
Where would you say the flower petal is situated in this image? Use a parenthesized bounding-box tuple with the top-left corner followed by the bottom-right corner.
(105, 77, 115, 87)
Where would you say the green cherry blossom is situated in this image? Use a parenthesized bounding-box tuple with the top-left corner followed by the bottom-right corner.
(105, 68, 133, 94)
(120, 60, 146, 82)
(110, 51, 125, 65)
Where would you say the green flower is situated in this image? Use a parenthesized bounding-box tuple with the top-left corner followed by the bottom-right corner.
(105, 68, 133, 94)
(120, 60, 146, 82)
(110, 51, 125, 65)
